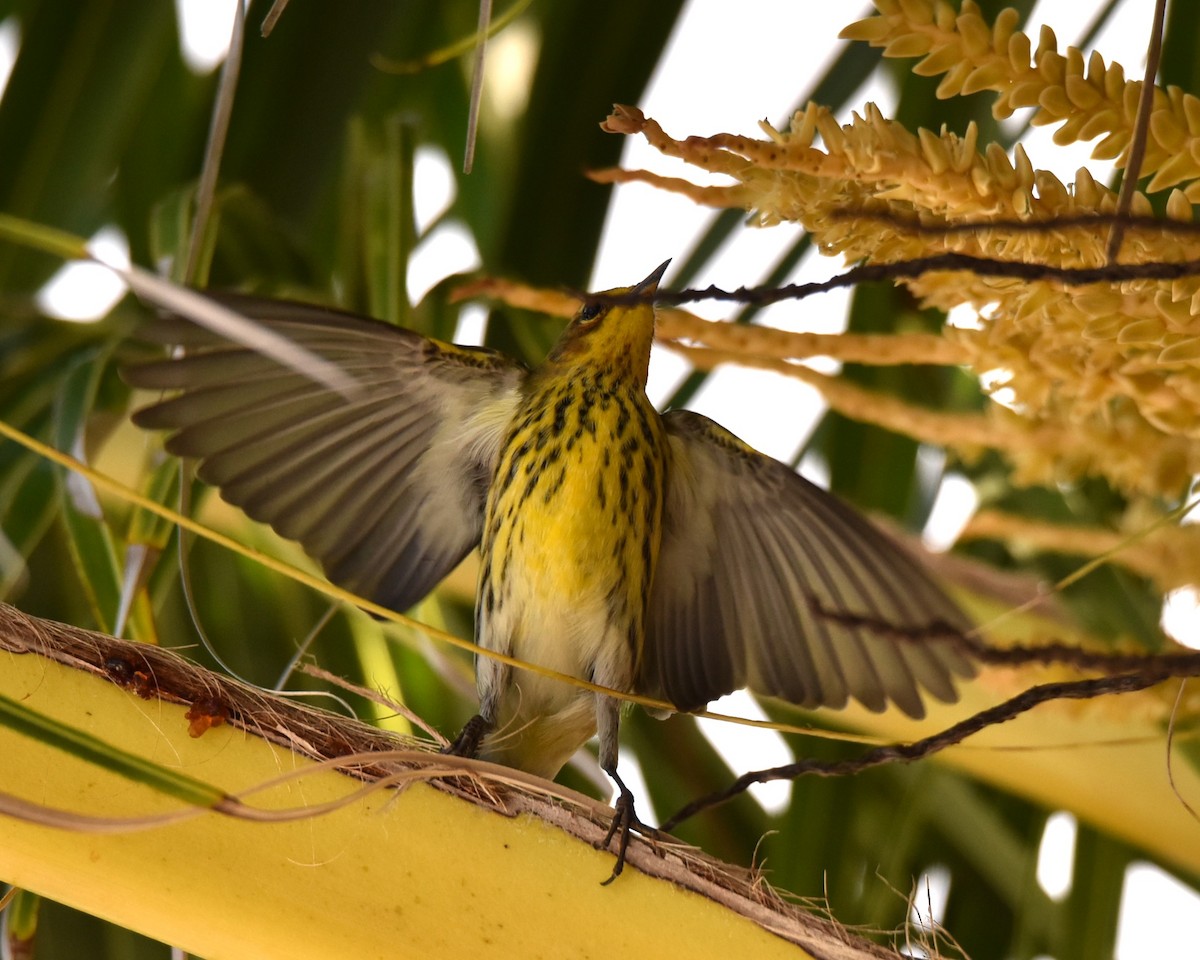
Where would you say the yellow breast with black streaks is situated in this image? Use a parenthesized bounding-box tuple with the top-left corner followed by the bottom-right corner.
(478, 364, 668, 667)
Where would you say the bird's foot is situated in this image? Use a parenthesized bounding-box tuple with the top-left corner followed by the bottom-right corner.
(598, 771, 656, 885)
(444, 714, 490, 758)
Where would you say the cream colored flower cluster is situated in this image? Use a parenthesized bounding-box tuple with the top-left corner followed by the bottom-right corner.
(592, 3, 1200, 502)
(844, 0, 1200, 193)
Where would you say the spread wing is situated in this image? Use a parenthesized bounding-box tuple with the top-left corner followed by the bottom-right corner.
(125, 294, 526, 611)
(640, 410, 976, 718)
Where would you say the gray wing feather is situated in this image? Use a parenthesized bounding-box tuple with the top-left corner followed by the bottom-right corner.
(641, 410, 975, 718)
(125, 294, 526, 612)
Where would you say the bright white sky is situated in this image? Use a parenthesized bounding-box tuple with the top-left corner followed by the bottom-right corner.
(4, 0, 1195, 952)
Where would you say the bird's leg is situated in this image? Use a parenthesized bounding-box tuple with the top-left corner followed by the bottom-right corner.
(595, 695, 655, 885)
(444, 713, 492, 758)
(599, 766, 639, 885)
(444, 661, 503, 758)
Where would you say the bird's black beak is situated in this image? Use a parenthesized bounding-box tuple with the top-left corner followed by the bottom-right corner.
(633, 259, 671, 295)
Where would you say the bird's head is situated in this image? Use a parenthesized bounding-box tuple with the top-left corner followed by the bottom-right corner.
(541, 260, 670, 386)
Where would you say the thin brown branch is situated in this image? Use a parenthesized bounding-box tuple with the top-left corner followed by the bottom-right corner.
(260, 0, 289, 37)
(833, 209, 1200, 238)
(968, 640, 1200, 674)
(463, 0, 492, 174)
(1107, 0, 1169, 261)
(184, 0, 244, 286)
(662, 665, 1186, 831)
(582, 250, 1200, 310)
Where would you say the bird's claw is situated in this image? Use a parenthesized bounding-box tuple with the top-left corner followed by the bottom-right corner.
(598, 774, 656, 885)
(444, 713, 489, 758)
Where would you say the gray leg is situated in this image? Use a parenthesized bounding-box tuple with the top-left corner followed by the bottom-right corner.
(445, 713, 492, 758)
(595, 694, 641, 885)
(595, 693, 621, 774)
(445, 661, 506, 758)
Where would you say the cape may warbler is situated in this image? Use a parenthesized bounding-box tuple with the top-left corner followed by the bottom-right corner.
(128, 262, 975, 875)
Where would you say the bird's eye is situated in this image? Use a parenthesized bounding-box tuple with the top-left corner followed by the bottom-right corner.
(578, 302, 603, 325)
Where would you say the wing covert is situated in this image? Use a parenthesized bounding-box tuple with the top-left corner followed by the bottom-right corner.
(640, 410, 976, 718)
(125, 293, 526, 612)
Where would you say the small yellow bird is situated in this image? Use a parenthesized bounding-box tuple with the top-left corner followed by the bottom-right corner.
(128, 262, 975, 876)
